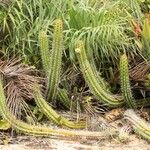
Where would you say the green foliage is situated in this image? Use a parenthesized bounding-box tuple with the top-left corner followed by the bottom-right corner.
(75, 40, 124, 107)
(142, 18, 150, 60)
(66, 0, 142, 65)
(124, 109, 150, 141)
(120, 54, 136, 108)
(139, 0, 150, 13)
(1, 0, 144, 67)
(1, 0, 67, 64)
(136, 98, 150, 107)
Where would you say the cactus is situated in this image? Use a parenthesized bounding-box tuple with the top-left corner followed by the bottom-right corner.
(120, 54, 136, 108)
(39, 25, 74, 109)
(124, 109, 150, 141)
(0, 78, 118, 138)
(38, 31, 50, 73)
(75, 40, 124, 107)
(33, 85, 85, 129)
(46, 19, 63, 101)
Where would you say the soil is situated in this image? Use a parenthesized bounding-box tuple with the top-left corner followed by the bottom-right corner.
(0, 111, 149, 150)
(0, 133, 149, 150)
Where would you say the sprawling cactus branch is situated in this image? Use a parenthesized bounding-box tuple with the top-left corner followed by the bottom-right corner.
(0, 77, 118, 138)
(75, 40, 124, 107)
(33, 85, 85, 129)
(124, 109, 150, 141)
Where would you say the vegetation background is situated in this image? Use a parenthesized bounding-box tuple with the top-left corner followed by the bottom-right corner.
(0, 0, 149, 148)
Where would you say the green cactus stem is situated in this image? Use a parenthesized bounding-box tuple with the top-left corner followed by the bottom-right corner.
(38, 31, 50, 73)
(124, 109, 150, 141)
(75, 40, 124, 107)
(0, 78, 118, 138)
(120, 54, 136, 108)
(46, 19, 63, 101)
(33, 85, 85, 129)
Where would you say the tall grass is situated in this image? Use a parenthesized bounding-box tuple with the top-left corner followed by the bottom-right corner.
(1, 0, 67, 65)
(0, 0, 144, 68)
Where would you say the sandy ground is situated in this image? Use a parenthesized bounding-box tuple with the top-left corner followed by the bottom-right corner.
(0, 134, 149, 150)
(0, 110, 149, 150)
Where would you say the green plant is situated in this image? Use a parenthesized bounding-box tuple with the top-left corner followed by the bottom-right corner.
(75, 40, 124, 107)
(38, 19, 76, 104)
(144, 73, 150, 89)
(2, 0, 144, 68)
(38, 20, 85, 128)
(142, 18, 150, 60)
(120, 54, 136, 108)
(33, 85, 85, 129)
(136, 98, 150, 107)
(38, 31, 50, 73)
(75, 40, 150, 108)
(2, 0, 67, 64)
(66, 0, 142, 67)
(124, 109, 150, 141)
(46, 19, 63, 101)
(0, 77, 119, 138)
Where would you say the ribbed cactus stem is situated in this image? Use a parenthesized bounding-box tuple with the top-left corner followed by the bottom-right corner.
(124, 109, 150, 141)
(46, 19, 63, 101)
(120, 54, 136, 108)
(75, 41, 124, 107)
(33, 86, 85, 129)
(38, 31, 50, 73)
(0, 78, 117, 138)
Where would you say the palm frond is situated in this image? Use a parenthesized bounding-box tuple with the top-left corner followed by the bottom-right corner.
(0, 58, 43, 120)
(65, 0, 143, 66)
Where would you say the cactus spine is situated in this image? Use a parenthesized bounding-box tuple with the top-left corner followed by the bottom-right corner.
(124, 109, 150, 141)
(33, 86, 85, 129)
(120, 54, 136, 108)
(46, 19, 63, 101)
(75, 41, 124, 107)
